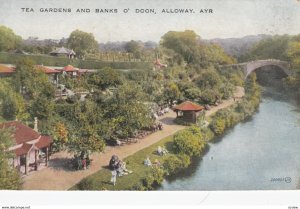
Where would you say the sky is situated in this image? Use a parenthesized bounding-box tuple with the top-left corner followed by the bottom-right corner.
(0, 0, 299, 43)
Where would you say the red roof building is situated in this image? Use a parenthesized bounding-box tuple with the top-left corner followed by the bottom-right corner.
(61, 65, 78, 77)
(173, 101, 204, 111)
(35, 65, 60, 74)
(14, 143, 37, 156)
(63, 65, 77, 72)
(173, 101, 204, 124)
(0, 64, 15, 77)
(0, 121, 40, 144)
(0, 121, 53, 174)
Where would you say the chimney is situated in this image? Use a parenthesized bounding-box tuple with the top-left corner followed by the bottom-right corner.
(34, 117, 38, 132)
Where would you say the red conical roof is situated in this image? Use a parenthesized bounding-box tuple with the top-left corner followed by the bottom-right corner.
(173, 101, 204, 111)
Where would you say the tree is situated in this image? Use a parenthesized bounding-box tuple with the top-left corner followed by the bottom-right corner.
(163, 82, 182, 105)
(68, 132, 106, 156)
(98, 82, 154, 141)
(13, 58, 55, 100)
(67, 30, 98, 58)
(160, 30, 200, 64)
(184, 87, 202, 101)
(0, 25, 22, 52)
(124, 40, 142, 59)
(160, 30, 235, 67)
(244, 35, 291, 61)
(0, 81, 28, 121)
(200, 89, 219, 104)
(64, 100, 106, 155)
(29, 96, 55, 120)
(0, 128, 21, 190)
(196, 69, 222, 90)
(88, 67, 123, 90)
(287, 35, 300, 70)
(200, 43, 236, 65)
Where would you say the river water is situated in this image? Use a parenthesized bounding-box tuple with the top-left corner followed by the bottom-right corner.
(160, 96, 300, 190)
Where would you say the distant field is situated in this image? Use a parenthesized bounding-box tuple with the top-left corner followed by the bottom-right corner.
(0, 52, 152, 70)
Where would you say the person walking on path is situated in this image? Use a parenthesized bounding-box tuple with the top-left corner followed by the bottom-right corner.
(111, 170, 117, 186)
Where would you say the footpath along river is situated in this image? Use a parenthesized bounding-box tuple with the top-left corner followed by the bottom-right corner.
(160, 95, 300, 190)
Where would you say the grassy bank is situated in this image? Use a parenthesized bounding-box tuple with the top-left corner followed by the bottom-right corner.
(70, 135, 176, 190)
(0, 52, 152, 70)
(71, 76, 261, 191)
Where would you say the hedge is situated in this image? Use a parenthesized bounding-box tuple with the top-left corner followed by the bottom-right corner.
(0, 52, 152, 70)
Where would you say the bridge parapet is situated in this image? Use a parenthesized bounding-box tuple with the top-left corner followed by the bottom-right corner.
(222, 59, 291, 78)
(245, 60, 290, 77)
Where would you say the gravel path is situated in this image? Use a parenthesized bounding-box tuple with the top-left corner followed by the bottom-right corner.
(22, 87, 244, 190)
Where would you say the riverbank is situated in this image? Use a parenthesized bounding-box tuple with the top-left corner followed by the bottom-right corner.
(70, 87, 247, 190)
(161, 96, 300, 190)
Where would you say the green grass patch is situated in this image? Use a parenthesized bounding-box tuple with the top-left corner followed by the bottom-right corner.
(70, 134, 179, 191)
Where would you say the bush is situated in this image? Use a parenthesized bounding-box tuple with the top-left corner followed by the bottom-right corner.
(142, 167, 165, 190)
(173, 128, 206, 156)
(163, 154, 191, 175)
(209, 77, 261, 136)
(130, 182, 146, 191)
(151, 167, 165, 186)
(210, 118, 226, 135)
(200, 89, 218, 104)
(200, 127, 215, 141)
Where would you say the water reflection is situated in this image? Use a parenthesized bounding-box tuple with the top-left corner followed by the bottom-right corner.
(160, 95, 300, 190)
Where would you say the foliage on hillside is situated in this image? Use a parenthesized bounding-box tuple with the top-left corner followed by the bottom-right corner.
(0, 29, 244, 183)
(241, 34, 300, 99)
(160, 30, 236, 67)
(0, 25, 22, 52)
(0, 128, 21, 190)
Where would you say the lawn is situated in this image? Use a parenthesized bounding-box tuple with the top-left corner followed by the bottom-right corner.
(70, 134, 179, 191)
(70, 113, 222, 191)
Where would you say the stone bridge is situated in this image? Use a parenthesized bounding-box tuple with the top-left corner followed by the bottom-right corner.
(223, 59, 292, 78)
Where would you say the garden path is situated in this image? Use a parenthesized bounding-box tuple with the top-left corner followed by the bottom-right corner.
(22, 87, 244, 190)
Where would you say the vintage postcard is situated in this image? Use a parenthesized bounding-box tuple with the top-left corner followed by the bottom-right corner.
(0, 0, 299, 207)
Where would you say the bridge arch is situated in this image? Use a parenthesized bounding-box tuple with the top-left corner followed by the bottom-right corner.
(245, 60, 291, 78)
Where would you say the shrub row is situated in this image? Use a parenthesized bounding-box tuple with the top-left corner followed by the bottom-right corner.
(210, 82, 261, 136)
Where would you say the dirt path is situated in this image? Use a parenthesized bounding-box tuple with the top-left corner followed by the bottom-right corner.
(205, 86, 245, 116)
(22, 87, 245, 190)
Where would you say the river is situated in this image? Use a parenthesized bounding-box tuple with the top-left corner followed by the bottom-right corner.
(160, 95, 300, 190)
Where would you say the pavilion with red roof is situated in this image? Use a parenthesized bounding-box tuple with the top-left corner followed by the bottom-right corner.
(62, 65, 78, 77)
(173, 101, 205, 123)
(0, 120, 53, 175)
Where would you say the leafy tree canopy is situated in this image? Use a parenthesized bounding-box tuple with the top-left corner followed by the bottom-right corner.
(125, 40, 143, 58)
(0, 25, 22, 52)
(0, 128, 21, 190)
(0, 80, 28, 121)
(13, 58, 55, 100)
(67, 29, 99, 58)
(88, 67, 123, 90)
